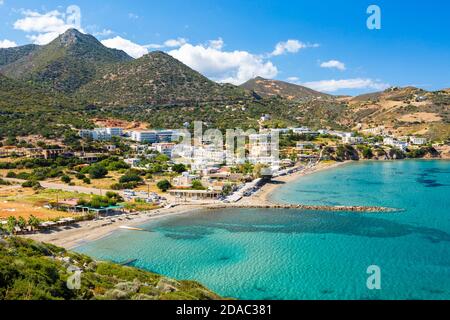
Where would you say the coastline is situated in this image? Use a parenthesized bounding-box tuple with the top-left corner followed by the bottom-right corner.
(26, 204, 204, 250)
(243, 160, 351, 205)
(25, 160, 353, 250)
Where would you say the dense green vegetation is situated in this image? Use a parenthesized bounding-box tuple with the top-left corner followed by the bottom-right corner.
(0, 237, 222, 300)
(1, 29, 132, 93)
(0, 44, 39, 67)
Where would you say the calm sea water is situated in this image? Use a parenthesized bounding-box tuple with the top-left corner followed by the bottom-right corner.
(76, 160, 450, 300)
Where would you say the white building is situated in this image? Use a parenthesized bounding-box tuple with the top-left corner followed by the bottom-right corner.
(172, 172, 200, 187)
(130, 131, 157, 143)
(383, 137, 408, 151)
(153, 143, 176, 157)
(342, 136, 364, 145)
(362, 126, 385, 135)
(410, 137, 427, 145)
(330, 131, 353, 139)
(296, 142, 317, 150)
(106, 127, 123, 137)
(291, 127, 319, 136)
(124, 158, 141, 168)
(79, 127, 122, 141)
(248, 133, 279, 167)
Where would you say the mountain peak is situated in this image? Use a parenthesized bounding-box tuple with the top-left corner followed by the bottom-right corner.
(253, 76, 267, 81)
(55, 28, 94, 47)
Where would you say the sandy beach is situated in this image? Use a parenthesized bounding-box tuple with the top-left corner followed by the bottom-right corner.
(243, 160, 351, 205)
(27, 204, 205, 249)
(27, 160, 351, 249)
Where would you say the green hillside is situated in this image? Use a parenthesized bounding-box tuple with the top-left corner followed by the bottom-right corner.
(0, 29, 132, 93)
(0, 74, 89, 139)
(240, 76, 331, 101)
(0, 44, 40, 67)
(77, 51, 253, 106)
(0, 237, 223, 300)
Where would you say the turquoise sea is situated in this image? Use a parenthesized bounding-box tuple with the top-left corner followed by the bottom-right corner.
(76, 160, 450, 300)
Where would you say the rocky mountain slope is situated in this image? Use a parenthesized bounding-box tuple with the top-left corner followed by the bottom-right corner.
(0, 44, 40, 67)
(0, 29, 132, 93)
(240, 76, 331, 101)
(76, 51, 253, 106)
(343, 87, 450, 140)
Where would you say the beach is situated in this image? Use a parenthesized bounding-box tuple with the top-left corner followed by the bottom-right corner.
(27, 161, 350, 249)
(243, 160, 351, 205)
(27, 204, 204, 249)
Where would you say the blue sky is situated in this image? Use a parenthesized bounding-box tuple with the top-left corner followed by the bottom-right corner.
(0, 0, 449, 95)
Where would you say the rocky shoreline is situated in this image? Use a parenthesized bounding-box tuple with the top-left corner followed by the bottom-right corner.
(208, 203, 402, 213)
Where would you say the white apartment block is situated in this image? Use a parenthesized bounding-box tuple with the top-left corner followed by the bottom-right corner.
(130, 131, 157, 143)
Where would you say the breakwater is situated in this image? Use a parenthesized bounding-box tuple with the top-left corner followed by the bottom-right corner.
(207, 203, 402, 213)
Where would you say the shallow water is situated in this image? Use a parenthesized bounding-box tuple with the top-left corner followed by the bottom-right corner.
(76, 160, 450, 299)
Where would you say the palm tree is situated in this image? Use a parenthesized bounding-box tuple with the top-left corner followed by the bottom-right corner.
(6, 216, 17, 234)
(28, 215, 41, 231)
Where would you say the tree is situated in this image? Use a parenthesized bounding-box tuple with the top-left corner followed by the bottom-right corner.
(61, 175, 71, 184)
(119, 173, 143, 184)
(17, 217, 27, 229)
(221, 184, 233, 196)
(28, 215, 41, 231)
(191, 180, 206, 190)
(157, 179, 172, 192)
(362, 147, 373, 159)
(172, 163, 187, 174)
(89, 164, 108, 179)
(6, 217, 17, 234)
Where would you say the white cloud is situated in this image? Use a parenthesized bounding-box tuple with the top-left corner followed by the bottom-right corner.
(320, 60, 346, 71)
(128, 13, 139, 19)
(271, 39, 319, 56)
(168, 39, 278, 85)
(0, 39, 17, 48)
(302, 78, 390, 93)
(145, 37, 188, 49)
(208, 38, 224, 50)
(13, 9, 83, 45)
(101, 36, 148, 58)
(163, 38, 187, 48)
(0, 1, 4, 5)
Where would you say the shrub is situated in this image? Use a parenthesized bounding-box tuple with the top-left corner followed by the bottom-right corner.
(172, 164, 187, 174)
(88, 165, 108, 179)
(61, 175, 71, 184)
(157, 180, 171, 192)
(119, 173, 143, 184)
(191, 180, 206, 190)
(6, 171, 17, 178)
(75, 173, 86, 180)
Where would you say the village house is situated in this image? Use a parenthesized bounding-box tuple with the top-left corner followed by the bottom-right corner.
(153, 143, 176, 158)
(172, 172, 200, 188)
(342, 136, 364, 145)
(296, 142, 318, 151)
(410, 137, 428, 145)
(124, 158, 141, 168)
